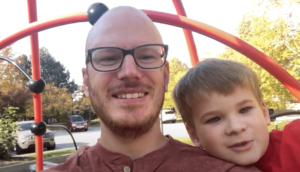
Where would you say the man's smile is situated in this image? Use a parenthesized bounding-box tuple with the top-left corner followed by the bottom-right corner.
(115, 92, 146, 99)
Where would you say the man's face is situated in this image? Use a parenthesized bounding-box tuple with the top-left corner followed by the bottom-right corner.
(82, 8, 169, 139)
(187, 87, 270, 165)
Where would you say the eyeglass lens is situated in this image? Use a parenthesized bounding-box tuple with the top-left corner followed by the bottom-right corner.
(91, 45, 166, 71)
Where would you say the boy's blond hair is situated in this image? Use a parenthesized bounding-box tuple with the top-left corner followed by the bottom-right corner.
(172, 58, 263, 130)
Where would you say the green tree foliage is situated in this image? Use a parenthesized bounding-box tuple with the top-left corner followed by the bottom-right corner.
(0, 107, 19, 159)
(73, 92, 94, 115)
(218, 0, 300, 109)
(18, 48, 78, 93)
(0, 45, 13, 57)
(163, 57, 189, 109)
(0, 53, 29, 92)
(0, 47, 31, 116)
(73, 93, 96, 123)
(0, 86, 31, 115)
(26, 83, 74, 122)
(39, 48, 78, 93)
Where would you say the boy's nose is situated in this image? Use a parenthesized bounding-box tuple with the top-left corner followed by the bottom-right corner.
(224, 117, 247, 135)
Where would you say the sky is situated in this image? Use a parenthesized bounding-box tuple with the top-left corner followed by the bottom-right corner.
(0, 0, 253, 85)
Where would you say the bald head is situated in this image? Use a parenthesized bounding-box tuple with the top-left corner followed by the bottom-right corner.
(86, 6, 163, 53)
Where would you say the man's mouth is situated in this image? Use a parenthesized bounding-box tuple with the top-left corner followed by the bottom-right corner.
(113, 92, 147, 99)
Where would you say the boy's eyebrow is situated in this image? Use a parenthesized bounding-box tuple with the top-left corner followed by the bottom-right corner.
(237, 99, 254, 106)
(200, 111, 220, 121)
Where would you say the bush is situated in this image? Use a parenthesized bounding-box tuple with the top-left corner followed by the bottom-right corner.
(0, 107, 19, 159)
(90, 118, 100, 126)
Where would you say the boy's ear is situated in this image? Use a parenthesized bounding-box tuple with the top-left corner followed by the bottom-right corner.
(185, 123, 201, 147)
(261, 102, 270, 125)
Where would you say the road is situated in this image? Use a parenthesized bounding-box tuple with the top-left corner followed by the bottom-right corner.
(12, 122, 189, 156)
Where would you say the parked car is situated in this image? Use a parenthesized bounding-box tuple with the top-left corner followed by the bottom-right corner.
(66, 115, 88, 132)
(15, 121, 56, 155)
(161, 109, 176, 123)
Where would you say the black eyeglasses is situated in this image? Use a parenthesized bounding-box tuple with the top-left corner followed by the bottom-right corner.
(86, 44, 168, 72)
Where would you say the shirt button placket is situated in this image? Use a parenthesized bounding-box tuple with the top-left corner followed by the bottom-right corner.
(123, 166, 131, 172)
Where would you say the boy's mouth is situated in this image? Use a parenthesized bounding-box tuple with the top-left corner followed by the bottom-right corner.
(228, 140, 253, 151)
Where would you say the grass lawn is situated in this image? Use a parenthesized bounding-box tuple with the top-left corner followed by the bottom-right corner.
(175, 137, 194, 146)
(26, 149, 76, 159)
(267, 121, 290, 132)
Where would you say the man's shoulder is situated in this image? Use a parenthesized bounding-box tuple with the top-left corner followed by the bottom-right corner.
(170, 138, 207, 156)
(41, 144, 100, 172)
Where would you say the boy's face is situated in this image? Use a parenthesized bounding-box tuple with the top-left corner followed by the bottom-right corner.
(186, 87, 270, 165)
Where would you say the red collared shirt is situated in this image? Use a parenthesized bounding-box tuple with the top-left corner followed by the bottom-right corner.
(256, 119, 300, 172)
(43, 136, 259, 172)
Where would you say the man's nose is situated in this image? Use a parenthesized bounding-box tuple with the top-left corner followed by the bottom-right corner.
(224, 116, 247, 135)
(117, 54, 142, 80)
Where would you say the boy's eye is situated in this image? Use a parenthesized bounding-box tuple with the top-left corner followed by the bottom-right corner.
(206, 117, 221, 123)
(239, 107, 252, 114)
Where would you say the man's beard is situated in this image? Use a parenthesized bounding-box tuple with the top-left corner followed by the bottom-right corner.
(88, 80, 165, 139)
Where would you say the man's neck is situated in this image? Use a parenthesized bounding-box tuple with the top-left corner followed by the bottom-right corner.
(99, 120, 168, 160)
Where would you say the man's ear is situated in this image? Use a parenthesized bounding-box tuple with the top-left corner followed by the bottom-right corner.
(164, 61, 169, 92)
(185, 123, 201, 147)
(261, 102, 270, 125)
(82, 68, 90, 98)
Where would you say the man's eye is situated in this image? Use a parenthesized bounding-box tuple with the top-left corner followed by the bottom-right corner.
(138, 55, 155, 60)
(239, 107, 252, 114)
(206, 117, 221, 123)
(94, 56, 120, 64)
(100, 56, 118, 62)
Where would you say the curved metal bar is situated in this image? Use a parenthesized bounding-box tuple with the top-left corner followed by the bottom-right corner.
(0, 55, 32, 80)
(270, 111, 300, 120)
(46, 125, 78, 150)
(1, 11, 300, 102)
(142, 10, 300, 102)
(0, 12, 87, 50)
(172, 0, 199, 67)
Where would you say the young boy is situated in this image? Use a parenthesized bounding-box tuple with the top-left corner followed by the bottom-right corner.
(172, 58, 300, 172)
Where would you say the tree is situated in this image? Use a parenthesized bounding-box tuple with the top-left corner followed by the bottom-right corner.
(25, 83, 73, 123)
(73, 94, 96, 123)
(0, 46, 32, 116)
(0, 85, 31, 115)
(39, 48, 78, 93)
(218, 0, 300, 109)
(163, 57, 189, 109)
(17, 48, 78, 93)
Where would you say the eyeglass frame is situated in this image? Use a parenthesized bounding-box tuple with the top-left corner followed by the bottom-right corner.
(86, 44, 169, 72)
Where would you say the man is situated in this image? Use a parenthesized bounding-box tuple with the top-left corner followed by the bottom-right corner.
(43, 6, 259, 172)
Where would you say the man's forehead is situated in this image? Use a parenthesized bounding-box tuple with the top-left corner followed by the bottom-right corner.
(86, 6, 162, 50)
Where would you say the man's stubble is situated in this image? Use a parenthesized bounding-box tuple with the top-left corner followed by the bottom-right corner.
(87, 74, 165, 139)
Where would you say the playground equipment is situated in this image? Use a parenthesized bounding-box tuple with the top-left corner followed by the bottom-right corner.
(1, 0, 300, 171)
